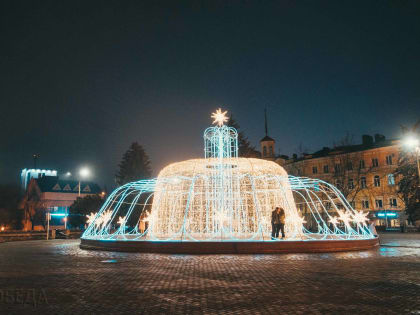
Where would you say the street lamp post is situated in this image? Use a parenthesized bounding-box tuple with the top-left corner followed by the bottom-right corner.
(78, 167, 90, 196)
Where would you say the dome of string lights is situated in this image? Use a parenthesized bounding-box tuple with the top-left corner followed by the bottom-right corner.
(82, 108, 375, 245)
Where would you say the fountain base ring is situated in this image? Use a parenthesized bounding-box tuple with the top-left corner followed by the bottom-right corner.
(80, 237, 379, 254)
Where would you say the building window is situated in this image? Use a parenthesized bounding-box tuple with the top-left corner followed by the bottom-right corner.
(389, 198, 397, 207)
(386, 155, 393, 165)
(349, 201, 356, 208)
(263, 146, 267, 157)
(323, 165, 329, 173)
(375, 199, 383, 209)
(362, 200, 369, 209)
(348, 178, 354, 189)
(334, 164, 341, 173)
(269, 146, 273, 156)
(387, 174, 395, 186)
(312, 166, 318, 174)
(360, 177, 367, 188)
(359, 160, 365, 169)
(372, 158, 379, 167)
(374, 175, 381, 187)
(335, 179, 343, 188)
(346, 162, 353, 171)
(325, 202, 331, 210)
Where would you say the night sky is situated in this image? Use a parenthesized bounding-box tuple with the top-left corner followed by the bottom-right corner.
(1, 1, 419, 188)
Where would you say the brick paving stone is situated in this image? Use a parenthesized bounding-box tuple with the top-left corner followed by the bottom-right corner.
(0, 233, 419, 314)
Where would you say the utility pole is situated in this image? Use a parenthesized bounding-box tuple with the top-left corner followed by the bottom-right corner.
(33, 154, 40, 169)
(46, 212, 50, 240)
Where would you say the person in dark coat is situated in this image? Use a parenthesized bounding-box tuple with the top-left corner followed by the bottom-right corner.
(271, 207, 281, 240)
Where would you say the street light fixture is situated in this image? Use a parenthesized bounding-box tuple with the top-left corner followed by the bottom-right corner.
(78, 167, 90, 196)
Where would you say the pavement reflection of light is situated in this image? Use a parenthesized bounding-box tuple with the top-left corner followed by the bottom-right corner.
(101, 259, 118, 263)
(380, 247, 398, 257)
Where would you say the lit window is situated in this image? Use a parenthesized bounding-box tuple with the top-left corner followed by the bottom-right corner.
(348, 178, 354, 189)
(334, 164, 341, 173)
(312, 166, 318, 174)
(372, 158, 379, 167)
(360, 177, 367, 189)
(362, 200, 369, 209)
(335, 179, 343, 188)
(387, 174, 395, 186)
(389, 198, 397, 207)
(374, 175, 380, 187)
(323, 165, 329, 173)
(359, 160, 365, 169)
(375, 199, 383, 208)
(386, 155, 393, 165)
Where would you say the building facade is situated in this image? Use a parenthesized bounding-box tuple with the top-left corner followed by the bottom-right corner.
(20, 175, 102, 230)
(271, 135, 404, 228)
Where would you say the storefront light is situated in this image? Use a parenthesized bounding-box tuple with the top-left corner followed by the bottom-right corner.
(377, 212, 397, 218)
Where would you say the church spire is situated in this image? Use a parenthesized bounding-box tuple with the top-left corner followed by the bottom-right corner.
(260, 108, 275, 160)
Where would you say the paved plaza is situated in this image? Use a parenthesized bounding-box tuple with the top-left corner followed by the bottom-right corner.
(0, 233, 419, 314)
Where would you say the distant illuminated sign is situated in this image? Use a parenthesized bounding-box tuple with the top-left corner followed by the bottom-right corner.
(21, 168, 57, 190)
(376, 211, 398, 218)
(50, 213, 67, 217)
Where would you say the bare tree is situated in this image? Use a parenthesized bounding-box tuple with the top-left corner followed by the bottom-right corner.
(330, 135, 375, 203)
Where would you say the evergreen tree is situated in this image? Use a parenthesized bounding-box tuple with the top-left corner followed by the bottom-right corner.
(116, 142, 152, 185)
(69, 194, 104, 228)
(227, 115, 260, 158)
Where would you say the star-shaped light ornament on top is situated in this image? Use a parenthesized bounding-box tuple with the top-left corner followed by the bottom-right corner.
(211, 108, 229, 126)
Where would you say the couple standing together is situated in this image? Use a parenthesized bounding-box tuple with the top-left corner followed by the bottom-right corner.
(271, 207, 286, 240)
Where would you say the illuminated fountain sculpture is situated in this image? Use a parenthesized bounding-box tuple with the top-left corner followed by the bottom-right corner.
(81, 109, 377, 253)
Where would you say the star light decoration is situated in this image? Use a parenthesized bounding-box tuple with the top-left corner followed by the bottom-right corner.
(353, 211, 369, 225)
(328, 216, 339, 226)
(211, 108, 229, 126)
(117, 216, 126, 226)
(99, 210, 112, 229)
(86, 212, 97, 225)
(337, 210, 352, 226)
